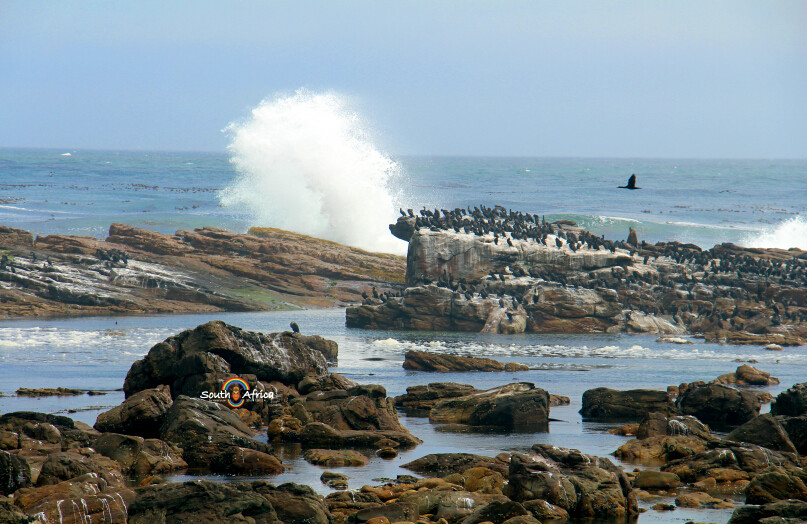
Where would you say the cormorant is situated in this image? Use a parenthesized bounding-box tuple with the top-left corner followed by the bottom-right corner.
(290, 321, 300, 333)
(618, 174, 640, 190)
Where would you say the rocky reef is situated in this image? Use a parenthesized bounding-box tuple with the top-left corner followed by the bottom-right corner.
(0, 223, 404, 318)
(347, 206, 807, 345)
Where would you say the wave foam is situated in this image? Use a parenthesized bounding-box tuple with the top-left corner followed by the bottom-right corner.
(741, 216, 807, 250)
(220, 89, 405, 253)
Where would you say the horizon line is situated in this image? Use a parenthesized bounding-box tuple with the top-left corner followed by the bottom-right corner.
(1, 145, 805, 163)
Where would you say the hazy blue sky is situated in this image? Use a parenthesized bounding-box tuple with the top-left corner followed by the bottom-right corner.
(1, 1, 805, 158)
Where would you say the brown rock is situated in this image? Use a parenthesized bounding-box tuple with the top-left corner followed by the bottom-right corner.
(403, 350, 506, 372)
(304, 449, 370, 467)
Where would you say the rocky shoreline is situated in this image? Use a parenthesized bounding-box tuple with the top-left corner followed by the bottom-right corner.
(347, 207, 807, 347)
(1, 321, 805, 524)
(0, 223, 405, 318)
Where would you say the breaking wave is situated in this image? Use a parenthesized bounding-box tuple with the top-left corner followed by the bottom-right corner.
(220, 89, 405, 253)
(741, 216, 807, 250)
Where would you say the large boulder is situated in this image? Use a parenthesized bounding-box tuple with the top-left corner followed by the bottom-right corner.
(301, 384, 408, 433)
(676, 382, 761, 428)
(158, 395, 282, 472)
(429, 383, 550, 431)
(123, 320, 330, 397)
(771, 382, 807, 416)
(579, 387, 676, 421)
(780, 415, 807, 455)
(744, 465, 807, 505)
(726, 413, 798, 454)
(505, 444, 638, 520)
(94, 384, 173, 438)
(92, 433, 187, 475)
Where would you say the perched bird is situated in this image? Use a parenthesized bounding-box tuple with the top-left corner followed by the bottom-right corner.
(290, 321, 300, 334)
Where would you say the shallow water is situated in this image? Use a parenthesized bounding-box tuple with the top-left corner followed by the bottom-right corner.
(0, 308, 802, 523)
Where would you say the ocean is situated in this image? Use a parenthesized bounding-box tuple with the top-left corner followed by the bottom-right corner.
(1, 148, 806, 523)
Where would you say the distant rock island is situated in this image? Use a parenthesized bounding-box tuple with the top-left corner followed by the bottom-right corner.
(346, 206, 806, 346)
(0, 223, 404, 318)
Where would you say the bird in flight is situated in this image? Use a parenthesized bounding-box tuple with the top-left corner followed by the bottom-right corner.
(618, 174, 640, 190)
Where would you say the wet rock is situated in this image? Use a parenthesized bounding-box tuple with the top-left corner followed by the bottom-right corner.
(13, 473, 134, 524)
(298, 334, 339, 360)
(295, 421, 421, 449)
(93, 433, 186, 475)
(36, 449, 125, 487)
(726, 413, 798, 454)
(676, 382, 761, 428)
(460, 500, 529, 524)
(714, 365, 780, 386)
(376, 447, 397, 459)
(160, 395, 254, 442)
(614, 435, 709, 464)
(304, 449, 369, 467)
(522, 498, 569, 522)
(636, 412, 713, 440)
(429, 383, 549, 431)
(780, 415, 807, 455)
(0, 450, 31, 495)
(675, 491, 735, 509)
(580, 387, 676, 421)
(625, 310, 684, 334)
(728, 499, 807, 524)
(771, 382, 807, 416)
(403, 350, 508, 372)
(123, 320, 329, 397)
(744, 465, 807, 505)
(505, 444, 638, 520)
(634, 470, 681, 490)
(403, 453, 510, 477)
(0, 498, 29, 524)
(303, 384, 408, 433)
(395, 382, 478, 411)
(396, 488, 507, 522)
(94, 384, 173, 438)
(354, 502, 418, 523)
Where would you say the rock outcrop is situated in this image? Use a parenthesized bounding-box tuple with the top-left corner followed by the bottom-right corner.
(346, 208, 807, 343)
(0, 223, 405, 318)
(676, 382, 762, 428)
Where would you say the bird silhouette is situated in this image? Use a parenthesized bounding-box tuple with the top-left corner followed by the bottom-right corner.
(289, 321, 300, 333)
(618, 174, 640, 190)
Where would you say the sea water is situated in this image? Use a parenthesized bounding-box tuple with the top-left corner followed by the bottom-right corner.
(1, 148, 807, 523)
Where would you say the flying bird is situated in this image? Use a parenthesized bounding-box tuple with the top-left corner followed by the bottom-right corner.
(618, 174, 641, 190)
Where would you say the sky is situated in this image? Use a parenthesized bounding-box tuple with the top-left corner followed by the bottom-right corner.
(0, 1, 805, 158)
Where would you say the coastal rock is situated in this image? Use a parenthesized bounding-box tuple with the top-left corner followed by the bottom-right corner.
(636, 412, 713, 440)
(402, 453, 510, 477)
(728, 499, 807, 524)
(714, 364, 780, 386)
(505, 444, 638, 520)
(625, 310, 684, 334)
(354, 502, 418, 523)
(92, 433, 187, 475)
(675, 491, 735, 509)
(36, 450, 125, 487)
(396, 488, 507, 522)
(460, 500, 530, 524)
(123, 320, 329, 398)
(780, 415, 807, 454)
(676, 382, 761, 428)
(298, 334, 339, 361)
(294, 421, 421, 449)
(301, 384, 409, 433)
(0, 450, 32, 495)
(429, 383, 550, 431)
(725, 413, 798, 454)
(771, 382, 807, 416)
(303, 449, 369, 467)
(744, 465, 807, 505)
(403, 351, 508, 372)
(94, 384, 173, 438)
(579, 387, 676, 421)
(633, 470, 681, 490)
(394, 382, 478, 411)
(13, 473, 134, 524)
